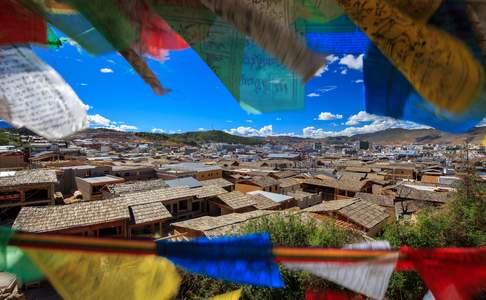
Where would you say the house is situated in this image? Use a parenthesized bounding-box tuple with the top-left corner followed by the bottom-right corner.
(355, 192, 395, 222)
(13, 198, 131, 237)
(0, 149, 25, 170)
(104, 179, 169, 197)
(165, 177, 202, 188)
(278, 177, 302, 194)
(248, 193, 282, 210)
(58, 164, 112, 195)
(0, 170, 57, 210)
(210, 191, 257, 215)
(247, 191, 296, 209)
(14, 185, 228, 238)
(170, 210, 276, 238)
(287, 190, 321, 208)
(269, 170, 300, 179)
(302, 177, 373, 200)
(235, 176, 280, 193)
(159, 163, 222, 181)
(392, 184, 454, 219)
(75, 175, 125, 201)
(199, 177, 234, 191)
(304, 198, 389, 236)
(111, 165, 156, 181)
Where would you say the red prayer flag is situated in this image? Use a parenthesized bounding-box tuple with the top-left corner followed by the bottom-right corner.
(398, 247, 486, 300)
(0, 0, 47, 46)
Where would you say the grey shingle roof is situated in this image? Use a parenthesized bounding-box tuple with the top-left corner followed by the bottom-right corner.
(355, 192, 395, 207)
(199, 178, 233, 188)
(217, 191, 256, 210)
(13, 199, 129, 232)
(108, 179, 168, 195)
(165, 177, 201, 188)
(338, 200, 388, 230)
(0, 170, 57, 188)
(129, 202, 172, 224)
(304, 199, 358, 212)
(171, 210, 275, 234)
(249, 194, 280, 210)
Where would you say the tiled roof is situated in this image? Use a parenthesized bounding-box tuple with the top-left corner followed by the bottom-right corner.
(395, 186, 453, 203)
(287, 190, 317, 200)
(129, 202, 172, 224)
(0, 170, 57, 188)
(271, 170, 300, 179)
(165, 177, 201, 188)
(13, 199, 129, 232)
(278, 177, 302, 188)
(338, 200, 388, 229)
(171, 210, 275, 235)
(160, 162, 221, 172)
(217, 191, 256, 210)
(304, 177, 369, 192)
(304, 199, 358, 212)
(240, 176, 279, 187)
(249, 194, 281, 210)
(355, 192, 395, 207)
(199, 178, 233, 188)
(193, 185, 227, 199)
(108, 179, 169, 195)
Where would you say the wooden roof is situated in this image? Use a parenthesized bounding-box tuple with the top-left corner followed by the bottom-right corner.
(217, 191, 256, 210)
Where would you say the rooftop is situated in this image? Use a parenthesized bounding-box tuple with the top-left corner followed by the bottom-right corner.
(304, 199, 358, 213)
(77, 175, 124, 185)
(129, 202, 172, 224)
(13, 199, 129, 232)
(355, 192, 395, 207)
(199, 178, 234, 188)
(160, 162, 221, 172)
(247, 190, 293, 203)
(278, 177, 302, 188)
(165, 177, 202, 188)
(339, 200, 388, 229)
(107, 179, 169, 195)
(0, 170, 57, 188)
(217, 191, 256, 210)
(248, 194, 281, 210)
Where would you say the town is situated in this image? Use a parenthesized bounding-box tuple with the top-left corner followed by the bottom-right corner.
(0, 127, 483, 245)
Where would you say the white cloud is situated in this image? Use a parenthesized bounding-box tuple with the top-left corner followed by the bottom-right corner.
(88, 114, 137, 131)
(82, 104, 92, 111)
(326, 54, 339, 64)
(314, 65, 326, 77)
(478, 118, 486, 127)
(151, 128, 165, 133)
(198, 128, 205, 131)
(88, 114, 111, 126)
(340, 69, 348, 75)
(339, 54, 364, 71)
(100, 68, 114, 73)
(317, 86, 337, 93)
(80, 83, 88, 86)
(355, 79, 364, 83)
(317, 112, 343, 121)
(245, 119, 253, 123)
(226, 125, 273, 137)
(276, 117, 282, 121)
(303, 111, 429, 138)
(119, 124, 138, 131)
(307, 92, 320, 97)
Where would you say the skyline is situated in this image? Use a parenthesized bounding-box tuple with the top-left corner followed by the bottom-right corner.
(31, 40, 486, 138)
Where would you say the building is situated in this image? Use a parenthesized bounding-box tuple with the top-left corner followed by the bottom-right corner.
(287, 190, 321, 209)
(58, 165, 112, 195)
(302, 177, 374, 200)
(105, 179, 169, 197)
(304, 198, 389, 236)
(278, 177, 302, 194)
(159, 163, 222, 181)
(199, 177, 234, 191)
(247, 191, 296, 209)
(0, 149, 26, 170)
(355, 192, 395, 222)
(0, 170, 57, 210)
(235, 176, 280, 193)
(165, 177, 202, 188)
(111, 165, 156, 181)
(170, 210, 276, 238)
(211, 191, 257, 215)
(75, 175, 125, 201)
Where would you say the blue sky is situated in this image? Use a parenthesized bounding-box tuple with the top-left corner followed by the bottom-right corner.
(32, 42, 431, 138)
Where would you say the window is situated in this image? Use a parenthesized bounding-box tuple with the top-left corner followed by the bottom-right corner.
(179, 200, 188, 210)
(192, 201, 200, 211)
(99, 226, 119, 237)
(172, 203, 178, 213)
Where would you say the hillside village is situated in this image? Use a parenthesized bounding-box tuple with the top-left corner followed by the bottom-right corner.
(0, 127, 483, 244)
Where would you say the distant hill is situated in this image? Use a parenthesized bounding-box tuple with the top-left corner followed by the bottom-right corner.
(346, 127, 486, 145)
(3, 126, 485, 146)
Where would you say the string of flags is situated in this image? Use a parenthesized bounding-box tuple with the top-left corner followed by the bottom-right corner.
(1, 228, 485, 300)
(0, 0, 485, 139)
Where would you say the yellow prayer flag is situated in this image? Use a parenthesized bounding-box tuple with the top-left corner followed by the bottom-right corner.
(24, 249, 180, 300)
(210, 288, 242, 300)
